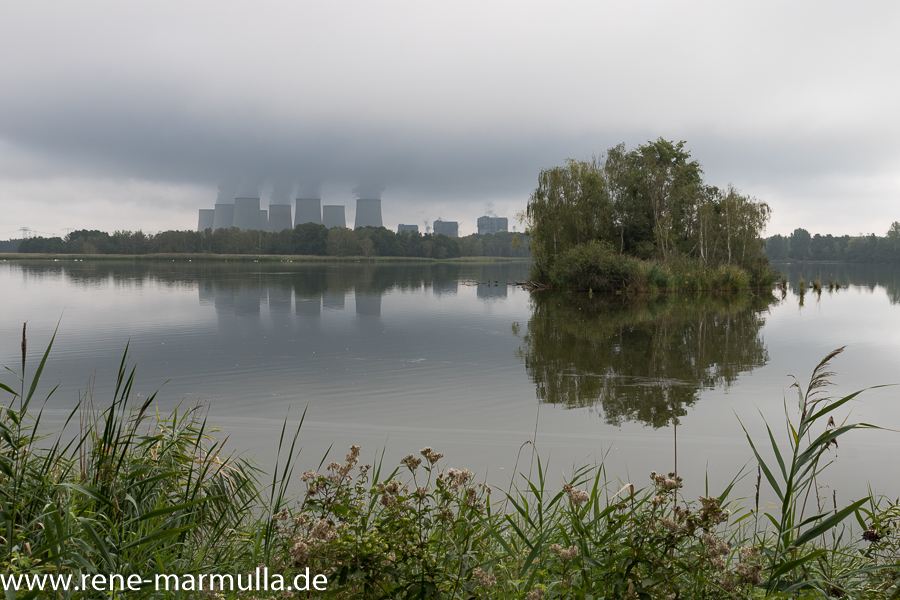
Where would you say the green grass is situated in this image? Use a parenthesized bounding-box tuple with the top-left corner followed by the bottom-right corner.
(3, 328, 899, 598)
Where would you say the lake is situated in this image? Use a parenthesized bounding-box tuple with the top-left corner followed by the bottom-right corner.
(2, 258, 899, 503)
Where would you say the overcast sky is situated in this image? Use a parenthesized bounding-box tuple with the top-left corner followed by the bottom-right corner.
(1, 1, 897, 238)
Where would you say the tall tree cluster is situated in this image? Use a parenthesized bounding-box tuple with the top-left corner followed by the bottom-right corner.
(765, 222, 900, 264)
(524, 139, 771, 279)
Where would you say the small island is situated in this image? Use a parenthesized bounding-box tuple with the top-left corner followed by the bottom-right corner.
(523, 139, 776, 292)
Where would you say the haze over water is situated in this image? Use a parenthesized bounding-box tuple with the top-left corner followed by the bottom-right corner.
(2, 259, 900, 502)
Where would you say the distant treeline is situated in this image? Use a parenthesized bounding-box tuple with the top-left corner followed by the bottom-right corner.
(765, 222, 900, 263)
(16, 225, 530, 259)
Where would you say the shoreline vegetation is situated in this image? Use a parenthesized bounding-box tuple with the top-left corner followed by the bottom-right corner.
(0, 253, 527, 264)
(523, 139, 779, 293)
(4, 328, 900, 598)
(10, 226, 530, 261)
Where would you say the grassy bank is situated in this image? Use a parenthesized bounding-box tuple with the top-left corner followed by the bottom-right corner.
(542, 241, 779, 293)
(0, 253, 528, 264)
(2, 330, 898, 598)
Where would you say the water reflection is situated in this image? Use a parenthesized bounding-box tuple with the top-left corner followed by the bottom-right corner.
(773, 262, 900, 304)
(517, 292, 776, 428)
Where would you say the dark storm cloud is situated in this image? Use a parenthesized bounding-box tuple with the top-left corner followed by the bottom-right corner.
(0, 1, 898, 235)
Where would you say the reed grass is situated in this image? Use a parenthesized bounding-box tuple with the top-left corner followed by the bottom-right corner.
(3, 329, 899, 599)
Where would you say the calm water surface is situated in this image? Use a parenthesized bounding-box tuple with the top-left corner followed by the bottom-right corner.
(2, 259, 899, 501)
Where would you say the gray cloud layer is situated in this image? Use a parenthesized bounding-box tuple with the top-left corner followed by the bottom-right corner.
(0, 1, 898, 236)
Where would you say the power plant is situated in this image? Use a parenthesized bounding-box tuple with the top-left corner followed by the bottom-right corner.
(196, 191, 509, 238)
(268, 205, 293, 232)
(295, 198, 322, 226)
(198, 209, 215, 231)
(212, 204, 235, 230)
(354, 199, 383, 228)
(322, 205, 346, 229)
(432, 219, 459, 237)
(477, 216, 508, 235)
(233, 198, 262, 231)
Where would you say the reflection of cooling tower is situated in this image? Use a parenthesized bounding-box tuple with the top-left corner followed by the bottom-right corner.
(323, 205, 346, 229)
(354, 199, 383, 228)
(198, 209, 215, 231)
(268, 205, 293, 232)
(296, 295, 322, 317)
(295, 198, 322, 226)
(212, 204, 235, 230)
(233, 197, 261, 231)
(323, 290, 345, 310)
(260, 209, 268, 231)
(355, 291, 381, 317)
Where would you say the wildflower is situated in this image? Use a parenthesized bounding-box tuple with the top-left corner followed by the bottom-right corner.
(420, 446, 443, 464)
(551, 545, 579, 561)
(380, 494, 397, 507)
(658, 518, 680, 533)
(439, 508, 454, 519)
(562, 483, 589, 507)
(310, 519, 338, 543)
(863, 529, 883, 542)
(301, 470, 318, 482)
(401, 454, 422, 472)
(376, 480, 401, 495)
(466, 487, 477, 505)
(415, 486, 429, 499)
(651, 494, 667, 507)
(447, 468, 473, 490)
(472, 567, 496, 588)
(702, 533, 729, 558)
(525, 589, 545, 600)
(290, 541, 309, 567)
(272, 509, 289, 522)
(346, 445, 361, 465)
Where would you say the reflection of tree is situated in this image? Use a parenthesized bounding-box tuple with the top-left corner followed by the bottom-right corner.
(517, 292, 775, 428)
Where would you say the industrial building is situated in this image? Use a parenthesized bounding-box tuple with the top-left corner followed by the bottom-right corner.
(198, 209, 215, 231)
(432, 219, 458, 237)
(295, 198, 322, 226)
(477, 216, 508, 235)
(212, 204, 235, 231)
(233, 198, 262, 231)
(268, 205, 293, 232)
(323, 205, 347, 229)
(397, 224, 418, 233)
(354, 199, 383, 228)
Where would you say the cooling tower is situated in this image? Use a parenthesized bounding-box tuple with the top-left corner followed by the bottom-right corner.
(212, 204, 235, 230)
(198, 209, 215, 232)
(354, 198, 383, 228)
(233, 197, 261, 231)
(322, 205, 346, 229)
(295, 198, 322, 226)
(268, 204, 293, 232)
(260, 209, 268, 231)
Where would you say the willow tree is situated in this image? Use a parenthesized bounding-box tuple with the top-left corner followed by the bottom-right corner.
(525, 158, 614, 279)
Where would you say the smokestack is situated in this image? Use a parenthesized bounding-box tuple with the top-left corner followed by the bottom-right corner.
(354, 199, 383, 229)
(260, 209, 268, 232)
(233, 197, 261, 231)
(212, 204, 235, 230)
(295, 198, 322, 226)
(322, 205, 346, 229)
(198, 209, 215, 232)
(268, 204, 293, 232)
